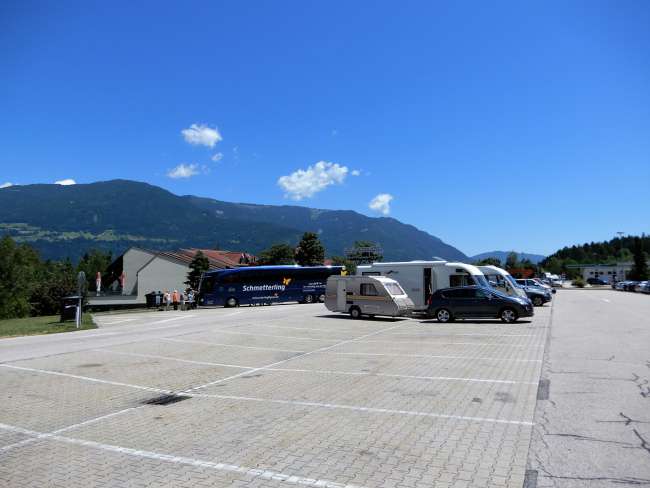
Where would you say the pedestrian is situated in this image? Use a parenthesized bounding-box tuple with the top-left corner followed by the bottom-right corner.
(164, 290, 171, 311)
(180, 291, 186, 311)
(172, 289, 179, 310)
(187, 289, 195, 309)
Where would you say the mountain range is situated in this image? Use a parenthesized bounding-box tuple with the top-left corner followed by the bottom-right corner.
(470, 251, 546, 265)
(0, 179, 469, 262)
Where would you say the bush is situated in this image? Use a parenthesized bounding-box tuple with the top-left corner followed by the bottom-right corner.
(572, 277, 586, 288)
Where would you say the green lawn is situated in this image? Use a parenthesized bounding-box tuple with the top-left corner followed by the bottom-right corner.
(0, 313, 96, 338)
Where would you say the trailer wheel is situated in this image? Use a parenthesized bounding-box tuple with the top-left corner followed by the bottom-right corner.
(436, 308, 453, 323)
(349, 306, 362, 319)
(225, 297, 238, 308)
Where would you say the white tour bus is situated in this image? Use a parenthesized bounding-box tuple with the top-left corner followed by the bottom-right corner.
(477, 265, 528, 298)
(356, 260, 490, 311)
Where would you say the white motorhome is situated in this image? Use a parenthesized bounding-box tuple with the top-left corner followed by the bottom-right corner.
(324, 275, 414, 319)
(478, 265, 528, 298)
(356, 261, 489, 311)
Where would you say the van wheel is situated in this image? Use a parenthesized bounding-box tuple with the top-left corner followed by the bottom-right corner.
(532, 296, 543, 307)
(225, 297, 238, 308)
(436, 308, 453, 323)
(304, 294, 314, 304)
(500, 308, 518, 323)
(349, 306, 362, 319)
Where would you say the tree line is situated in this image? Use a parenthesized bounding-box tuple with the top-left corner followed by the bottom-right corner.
(540, 234, 648, 279)
(0, 236, 113, 320)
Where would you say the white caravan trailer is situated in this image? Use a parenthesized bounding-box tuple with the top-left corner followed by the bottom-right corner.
(356, 261, 489, 311)
(324, 275, 414, 319)
(478, 265, 528, 298)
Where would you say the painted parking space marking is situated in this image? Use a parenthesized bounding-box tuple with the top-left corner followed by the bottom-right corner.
(209, 329, 345, 342)
(354, 339, 542, 348)
(321, 351, 542, 362)
(161, 337, 306, 353)
(94, 349, 534, 384)
(0, 364, 533, 426)
(0, 422, 365, 488)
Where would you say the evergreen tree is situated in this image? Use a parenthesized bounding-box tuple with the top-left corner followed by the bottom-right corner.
(185, 251, 210, 289)
(474, 257, 502, 267)
(629, 236, 648, 280)
(505, 252, 518, 269)
(294, 232, 325, 266)
(258, 244, 295, 265)
(0, 236, 40, 319)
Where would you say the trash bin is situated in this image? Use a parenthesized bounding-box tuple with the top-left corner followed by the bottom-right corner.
(60, 296, 81, 322)
(145, 292, 157, 308)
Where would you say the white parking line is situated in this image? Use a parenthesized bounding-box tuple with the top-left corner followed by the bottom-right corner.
(93, 349, 255, 370)
(149, 315, 197, 325)
(209, 330, 343, 342)
(100, 318, 138, 325)
(182, 323, 407, 393)
(0, 364, 533, 425)
(93, 349, 533, 384)
(0, 407, 139, 453)
(0, 422, 365, 488)
(161, 338, 306, 353)
(190, 393, 535, 426)
(388, 332, 534, 337)
(323, 351, 542, 362)
(356, 339, 541, 348)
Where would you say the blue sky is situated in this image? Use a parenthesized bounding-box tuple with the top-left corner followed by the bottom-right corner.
(1, 1, 649, 256)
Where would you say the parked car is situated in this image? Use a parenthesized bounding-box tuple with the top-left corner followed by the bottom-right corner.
(426, 286, 533, 323)
(587, 277, 608, 285)
(532, 278, 556, 294)
(625, 281, 640, 291)
(516, 279, 553, 306)
(634, 281, 649, 293)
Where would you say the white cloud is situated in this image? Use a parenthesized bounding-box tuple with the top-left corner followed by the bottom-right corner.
(55, 179, 76, 185)
(167, 163, 200, 179)
(351, 169, 361, 176)
(211, 152, 223, 162)
(0, 182, 13, 188)
(369, 193, 393, 215)
(181, 124, 222, 148)
(278, 161, 349, 200)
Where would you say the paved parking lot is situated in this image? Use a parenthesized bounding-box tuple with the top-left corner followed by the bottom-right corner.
(0, 301, 552, 488)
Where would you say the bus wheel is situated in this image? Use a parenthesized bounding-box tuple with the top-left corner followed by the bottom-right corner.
(349, 306, 362, 319)
(304, 294, 314, 304)
(225, 297, 238, 308)
(318, 294, 325, 303)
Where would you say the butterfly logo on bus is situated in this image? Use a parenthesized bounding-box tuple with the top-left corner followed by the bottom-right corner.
(282, 277, 292, 286)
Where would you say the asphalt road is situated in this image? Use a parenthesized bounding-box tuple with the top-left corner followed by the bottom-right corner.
(527, 289, 650, 487)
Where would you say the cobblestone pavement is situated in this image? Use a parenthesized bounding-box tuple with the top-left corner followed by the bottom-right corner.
(0, 301, 552, 487)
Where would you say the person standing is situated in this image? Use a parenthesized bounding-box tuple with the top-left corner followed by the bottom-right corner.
(172, 289, 179, 310)
(164, 290, 171, 311)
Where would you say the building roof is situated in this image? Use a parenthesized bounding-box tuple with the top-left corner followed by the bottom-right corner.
(155, 248, 255, 269)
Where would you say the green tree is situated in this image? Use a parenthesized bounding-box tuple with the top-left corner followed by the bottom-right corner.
(30, 259, 76, 316)
(629, 236, 648, 280)
(0, 236, 40, 319)
(346, 240, 383, 265)
(330, 256, 357, 275)
(505, 252, 518, 269)
(294, 232, 325, 266)
(474, 257, 502, 267)
(185, 251, 210, 289)
(258, 243, 296, 265)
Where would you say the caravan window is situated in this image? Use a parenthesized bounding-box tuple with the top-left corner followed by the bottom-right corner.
(384, 282, 405, 296)
(449, 274, 472, 287)
(360, 283, 379, 296)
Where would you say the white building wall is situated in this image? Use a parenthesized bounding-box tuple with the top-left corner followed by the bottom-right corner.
(122, 248, 156, 295)
(581, 263, 632, 282)
(137, 257, 189, 300)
